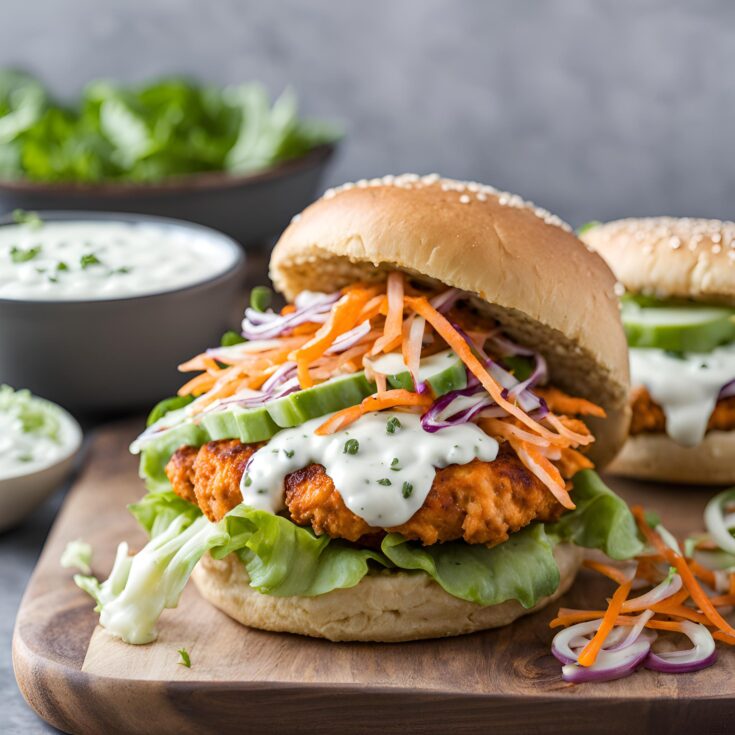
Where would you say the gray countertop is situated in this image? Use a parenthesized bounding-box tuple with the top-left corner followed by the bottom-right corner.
(2, 485, 66, 734)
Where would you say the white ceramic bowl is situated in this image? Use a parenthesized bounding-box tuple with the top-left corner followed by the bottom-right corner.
(0, 400, 82, 533)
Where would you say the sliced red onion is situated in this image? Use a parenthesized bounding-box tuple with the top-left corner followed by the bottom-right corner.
(508, 351, 548, 398)
(704, 489, 735, 555)
(552, 619, 654, 682)
(261, 362, 298, 393)
(326, 320, 372, 354)
(622, 573, 682, 613)
(488, 332, 536, 358)
(294, 290, 341, 310)
(608, 610, 655, 651)
(430, 288, 462, 313)
(644, 621, 717, 674)
(718, 379, 735, 400)
(421, 381, 495, 432)
(562, 637, 652, 683)
(241, 292, 339, 340)
(451, 324, 547, 414)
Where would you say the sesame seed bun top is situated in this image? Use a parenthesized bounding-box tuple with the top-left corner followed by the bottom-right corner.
(581, 217, 735, 306)
(269, 174, 630, 467)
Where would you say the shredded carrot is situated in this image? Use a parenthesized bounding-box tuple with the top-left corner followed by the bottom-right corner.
(577, 579, 632, 667)
(371, 272, 404, 355)
(314, 389, 432, 435)
(632, 506, 735, 639)
(713, 631, 735, 645)
(534, 386, 606, 418)
(405, 296, 569, 446)
(710, 593, 735, 607)
(643, 587, 689, 612)
(730, 574, 735, 596)
(584, 560, 635, 586)
(290, 289, 374, 388)
(656, 604, 711, 626)
(480, 418, 550, 447)
(688, 559, 717, 589)
(508, 437, 574, 509)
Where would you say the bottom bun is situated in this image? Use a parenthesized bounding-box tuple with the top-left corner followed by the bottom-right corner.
(191, 542, 582, 642)
(609, 430, 735, 485)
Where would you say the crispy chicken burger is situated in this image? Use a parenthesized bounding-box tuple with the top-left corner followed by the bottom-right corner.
(76, 175, 642, 644)
(582, 218, 735, 484)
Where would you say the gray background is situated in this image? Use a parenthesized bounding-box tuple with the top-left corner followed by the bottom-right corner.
(1, 1, 733, 732)
(0, 0, 734, 225)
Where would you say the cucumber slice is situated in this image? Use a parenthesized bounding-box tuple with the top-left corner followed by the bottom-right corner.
(372, 350, 467, 395)
(266, 373, 376, 427)
(201, 405, 280, 443)
(622, 302, 735, 353)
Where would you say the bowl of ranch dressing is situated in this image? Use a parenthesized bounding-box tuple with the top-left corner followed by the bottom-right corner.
(0, 385, 82, 532)
(0, 211, 246, 413)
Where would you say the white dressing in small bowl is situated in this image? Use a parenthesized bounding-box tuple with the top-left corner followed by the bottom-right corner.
(0, 386, 82, 531)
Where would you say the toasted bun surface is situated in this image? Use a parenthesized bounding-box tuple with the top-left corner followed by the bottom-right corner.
(609, 430, 735, 485)
(192, 543, 581, 642)
(582, 217, 735, 306)
(270, 174, 630, 466)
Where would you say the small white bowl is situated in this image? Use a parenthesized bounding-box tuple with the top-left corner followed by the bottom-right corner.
(0, 401, 82, 533)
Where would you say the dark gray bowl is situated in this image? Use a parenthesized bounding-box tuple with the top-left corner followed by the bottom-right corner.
(0, 144, 336, 247)
(0, 212, 247, 415)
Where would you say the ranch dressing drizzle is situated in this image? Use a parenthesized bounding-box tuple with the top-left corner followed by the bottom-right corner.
(629, 343, 735, 446)
(241, 411, 499, 527)
(0, 220, 236, 301)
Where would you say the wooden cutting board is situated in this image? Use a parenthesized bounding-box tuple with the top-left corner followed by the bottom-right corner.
(12, 420, 735, 735)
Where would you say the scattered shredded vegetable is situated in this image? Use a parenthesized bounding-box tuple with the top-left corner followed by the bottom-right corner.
(550, 499, 735, 683)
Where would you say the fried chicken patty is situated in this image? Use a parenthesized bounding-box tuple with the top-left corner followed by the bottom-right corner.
(165, 440, 564, 546)
(630, 387, 735, 436)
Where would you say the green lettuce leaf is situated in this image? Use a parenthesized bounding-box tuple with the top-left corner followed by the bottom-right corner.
(216, 506, 388, 596)
(381, 524, 559, 608)
(82, 469, 640, 644)
(546, 469, 644, 560)
(136, 421, 208, 492)
(128, 490, 201, 537)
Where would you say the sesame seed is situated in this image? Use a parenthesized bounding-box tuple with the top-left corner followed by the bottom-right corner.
(459, 194, 471, 204)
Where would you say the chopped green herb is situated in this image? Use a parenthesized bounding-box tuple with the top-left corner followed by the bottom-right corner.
(48, 275, 58, 283)
(10, 244, 41, 262)
(390, 458, 401, 470)
(18, 453, 33, 462)
(80, 253, 103, 268)
(243, 474, 252, 487)
(12, 209, 42, 229)
(343, 438, 359, 455)
(250, 285, 273, 312)
(284, 449, 295, 458)
(220, 330, 246, 347)
(377, 478, 392, 486)
(113, 266, 131, 274)
(56, 261, 69, 271)
(402, 482, 414, 498)
(576, 220, 601, 236)
(177, 648, 191, 668)
(257, 489, 267, 495)
(386, 416, 402, 434)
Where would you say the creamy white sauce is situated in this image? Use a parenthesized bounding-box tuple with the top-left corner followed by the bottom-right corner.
(0, 388, 81, 478)
(0, 220, 237, 301)
(630, 343, 735, 446)
(241, 411, 499, 527)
